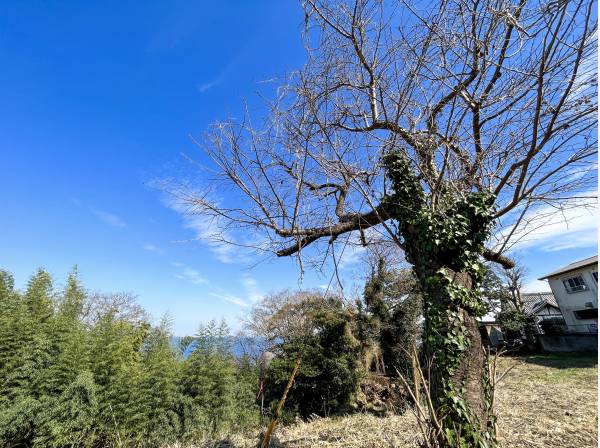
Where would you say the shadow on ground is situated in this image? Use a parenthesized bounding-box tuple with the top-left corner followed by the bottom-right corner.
(519, 352, 598, 369)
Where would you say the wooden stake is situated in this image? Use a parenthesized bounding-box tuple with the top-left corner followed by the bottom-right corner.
(260, 357, 301, 448)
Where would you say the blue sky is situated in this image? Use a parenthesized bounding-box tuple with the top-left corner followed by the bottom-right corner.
(0, 1, 597, 335)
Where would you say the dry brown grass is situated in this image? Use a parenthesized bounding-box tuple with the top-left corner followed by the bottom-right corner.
(194, 353, 597, 448)
(495, 354, 597, 448)
(265, 413, 420, 447)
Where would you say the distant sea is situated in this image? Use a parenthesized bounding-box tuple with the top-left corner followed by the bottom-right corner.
(170, 336, 268, 359)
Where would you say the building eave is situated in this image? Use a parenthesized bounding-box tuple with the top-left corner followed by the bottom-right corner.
(538, 255, 598, 280)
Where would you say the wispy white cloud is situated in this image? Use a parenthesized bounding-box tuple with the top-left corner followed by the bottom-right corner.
(197, 76, 224, 93)
(241, 274, 263, 303)
(495, 194, 598, 253)
(185, 214, 239, 262)
(563, 162, 598, 184)
(171, 261, 251, 308)
(569, 43, 596, 100)
(523, 208, 596, 252)
(90, 207, 126, 228)
(331, 230, 374, 270)
(522, 279, 552, 293)
(197, 57, 240, 94)
(209, 292, 249, 308)
(143, 243, 164, 254)
(173, 263, 208, 285)
(164, 198, 244, 263)
(181, 267, 208, 285)
(337, 243, 367, 269)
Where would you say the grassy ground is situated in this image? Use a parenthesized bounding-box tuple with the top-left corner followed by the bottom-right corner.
(494, 353, 597, 448)
(202, 353, 597, 448)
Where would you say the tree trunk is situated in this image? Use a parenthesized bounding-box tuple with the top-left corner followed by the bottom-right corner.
(260, 357, 301, 448)
(383, 152, 497, 446)
(447, 307, 489, 424)
(418, 266, 495, 447)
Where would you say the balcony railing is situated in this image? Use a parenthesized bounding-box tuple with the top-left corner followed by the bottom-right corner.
(566, 323, 598, 334)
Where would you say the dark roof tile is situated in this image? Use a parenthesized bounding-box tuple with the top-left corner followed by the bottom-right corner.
(521, 292, 560, 314)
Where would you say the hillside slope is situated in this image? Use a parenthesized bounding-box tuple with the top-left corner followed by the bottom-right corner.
(196, 354, 597, 448)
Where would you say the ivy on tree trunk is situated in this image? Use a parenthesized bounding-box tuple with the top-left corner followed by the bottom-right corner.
(383, 152, 496, 447)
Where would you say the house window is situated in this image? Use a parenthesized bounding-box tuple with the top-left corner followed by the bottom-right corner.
(562, 275, 587, 293)
(593, 271, 598, 283)
(573, 308, 598, 320)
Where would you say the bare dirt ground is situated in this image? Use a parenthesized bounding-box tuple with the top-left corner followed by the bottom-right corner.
(201, 353, 597, 448)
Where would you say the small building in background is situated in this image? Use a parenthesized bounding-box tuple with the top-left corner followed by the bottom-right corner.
(521, 292, 565, 332)
(539, 255, 598, 335)
(480, 292, 565, 347)
(521, 292, 562, 318)
(479, 321, 506, 347)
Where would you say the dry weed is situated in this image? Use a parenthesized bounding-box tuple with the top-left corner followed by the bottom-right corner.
(174, 353, 597, 448)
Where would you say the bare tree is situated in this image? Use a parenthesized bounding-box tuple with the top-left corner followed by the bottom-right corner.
(499, 262, 528, 311)
(244, 289, 334, 349)
(480, 261, 527, 315)
(82, 292, 149, 326)
(177, 0, 596, 445)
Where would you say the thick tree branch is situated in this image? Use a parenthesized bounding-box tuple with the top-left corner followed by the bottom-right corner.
(276, 202, 392, 256)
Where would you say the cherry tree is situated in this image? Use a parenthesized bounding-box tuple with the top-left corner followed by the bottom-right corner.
(177, 0, 596, 445)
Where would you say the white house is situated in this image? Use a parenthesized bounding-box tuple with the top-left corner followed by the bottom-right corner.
(539, 256, 598, 334)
